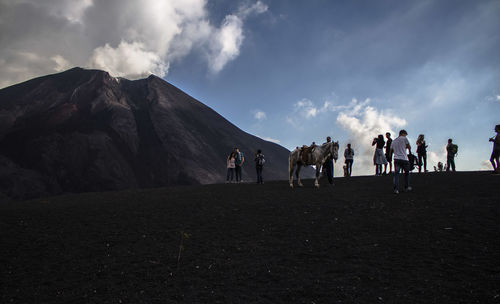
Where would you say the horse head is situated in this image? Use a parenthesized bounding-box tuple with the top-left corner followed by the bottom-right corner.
(330, 141, 339, 161)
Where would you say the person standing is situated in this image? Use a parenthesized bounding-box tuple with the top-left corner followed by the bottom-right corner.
(446, 139, 457, 172)
(226, 152, 236, 183)
(234, 147, 245, 182)
(391, 130, 412, 194)
(489, 124, 500, 173)
(383, 132, 393, 175)
(344, 143, 354, 177)
(416, 134, 428, 173)
(372, 134, 387, 176)
(254, 149, 265, 184)
(323, 136, 335, 185)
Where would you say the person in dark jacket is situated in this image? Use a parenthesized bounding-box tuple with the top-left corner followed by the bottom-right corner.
(446, 139, 457, 172)
(416, 134, 428, 173)
(323, 136, 335, 185)
(383, 132, 393, 175)
(254, 149, 265, 184)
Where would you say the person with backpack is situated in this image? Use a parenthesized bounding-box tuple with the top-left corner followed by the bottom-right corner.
(226, 152, 236, 183)
(390, 129, 412, 194)
(344, 143, 354, 177)
(254, 149, 265, 184)
(446, 139, 458, 172)
(234, 147, 245, 183)
(416, 134, 428, 173)
(489, 124, 500, 174)
(383, 132, 393, 175)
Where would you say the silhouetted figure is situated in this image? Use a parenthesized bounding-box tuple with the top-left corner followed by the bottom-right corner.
(226, 152, 236, 183)
(489, 124, 500, 173)
(254, 149, 265, 184)
(446, 139, 457, 172)
(234, 147, 245, 182)
(384, 132, 393, 174)
(391, 130, 412, 194)
(323, 136, 334, 185)
(416, 134, 428, 173)
(344, 143, 354, 177)
(372, 134, 387, 176)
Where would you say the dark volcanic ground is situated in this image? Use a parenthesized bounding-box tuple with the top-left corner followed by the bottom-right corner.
(1, 171, 500, 303)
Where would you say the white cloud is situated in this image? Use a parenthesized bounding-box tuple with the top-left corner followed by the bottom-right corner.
(206, 1, 268, 73)
(207, 15, 244, 73)
(0, 0, 268, 87)
(89, 41, 168, 79)
(254, 110, 267, 120)
(239, 1, 268, 17)
(293, 99, 319, 119)
(51, 55, 71, 72)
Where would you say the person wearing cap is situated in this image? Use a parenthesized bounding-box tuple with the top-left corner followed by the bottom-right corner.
(390, 129, 412, 194)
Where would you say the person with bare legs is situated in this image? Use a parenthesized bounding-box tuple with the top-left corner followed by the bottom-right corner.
(372, 134, 387, 176)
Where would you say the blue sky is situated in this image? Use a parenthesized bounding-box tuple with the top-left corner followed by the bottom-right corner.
(1, 0, 499, 175)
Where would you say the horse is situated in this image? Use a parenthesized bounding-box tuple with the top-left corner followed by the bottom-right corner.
(288, 141, 339, 188)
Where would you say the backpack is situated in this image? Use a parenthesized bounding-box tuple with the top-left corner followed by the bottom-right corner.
(408, 153, 419, 171)
(256, 154, 265, 166)
(235, 152, 243, 165)
(450, 144, 458, 155)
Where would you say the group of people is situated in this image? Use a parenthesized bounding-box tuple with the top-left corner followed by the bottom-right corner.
(225, 123, 500, 188)
(368, 132, 460, 176)
(226, 147, 265, 184)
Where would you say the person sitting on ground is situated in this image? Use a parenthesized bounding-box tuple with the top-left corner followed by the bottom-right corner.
(489, 124, 500, 173)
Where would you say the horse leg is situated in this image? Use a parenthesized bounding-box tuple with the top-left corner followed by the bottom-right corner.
(289, 164, 295, 188)
(315, 166, 320, 188)
(296, 164, 303, 187)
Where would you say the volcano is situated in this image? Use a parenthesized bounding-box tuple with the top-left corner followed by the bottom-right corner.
(0, 68, 294, 199)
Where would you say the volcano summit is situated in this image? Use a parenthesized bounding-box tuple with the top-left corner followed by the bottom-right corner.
(0, 68, 291, 199)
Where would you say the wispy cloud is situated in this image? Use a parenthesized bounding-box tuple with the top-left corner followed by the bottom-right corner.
(254, 110, 267, 121)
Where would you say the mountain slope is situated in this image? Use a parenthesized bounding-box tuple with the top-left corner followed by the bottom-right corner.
(0, 68, 293, 198)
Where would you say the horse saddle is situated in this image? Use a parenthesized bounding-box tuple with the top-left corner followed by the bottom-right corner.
(300, 145, 316, 163)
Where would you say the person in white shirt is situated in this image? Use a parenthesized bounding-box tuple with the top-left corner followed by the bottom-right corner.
(390, 130, 412, 194)
(344, 143, 354, 177)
